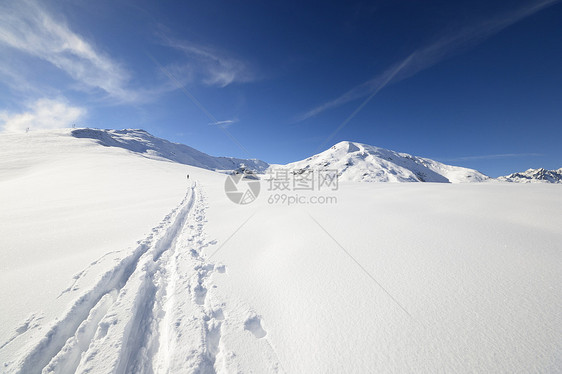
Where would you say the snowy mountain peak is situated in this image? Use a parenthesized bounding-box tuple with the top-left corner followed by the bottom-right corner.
(331, 141, 362, 153)
(72, 128, 269, 173)
(498, 167, 562, 183)
(284, 141, 489, 183)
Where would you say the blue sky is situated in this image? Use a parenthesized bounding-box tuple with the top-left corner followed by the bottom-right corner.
(0, 0, 560, 176)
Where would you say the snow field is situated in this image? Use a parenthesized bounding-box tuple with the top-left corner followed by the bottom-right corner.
(1, 129, 561, 373)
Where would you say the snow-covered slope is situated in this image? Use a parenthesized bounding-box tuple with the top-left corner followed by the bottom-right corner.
(72, 128, 269, 173)
(498, 167, 562, 183)
(1, 129, 561, 373)
(0, 129, 279, 373)
(281, 141, 489, 183)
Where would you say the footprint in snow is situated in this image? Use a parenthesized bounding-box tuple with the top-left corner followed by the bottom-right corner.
(215, 263, 226, 273)
(244, 315, 267, 339)
(211, 308, 225, 321)
(193, 284, 207, 305)
(0, 313, 44, 350)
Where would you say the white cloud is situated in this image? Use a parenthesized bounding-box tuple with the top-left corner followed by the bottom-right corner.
(298, 0, 560, 121)
(0, 98, 85, 133)
(161, 36, 256, 87)
(209, 119, 238, 128)
(0, 0, 139, 102)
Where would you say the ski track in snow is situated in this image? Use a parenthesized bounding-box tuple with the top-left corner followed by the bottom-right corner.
(5, 182, 282, 374)
(57, 251, 123, 299)
(0, 314, 44, 352)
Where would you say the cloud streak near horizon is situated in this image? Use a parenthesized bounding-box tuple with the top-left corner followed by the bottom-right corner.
(297, 0, 561, 123)
(0, 98, 85, 133)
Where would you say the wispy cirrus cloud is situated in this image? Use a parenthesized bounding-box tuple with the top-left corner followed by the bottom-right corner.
(297, 0, 560, 122)
(0, 0, 142, 103)
(209, 119, 238, 128)
(160, 35, 256, 87)
(0, 98, 85, 133)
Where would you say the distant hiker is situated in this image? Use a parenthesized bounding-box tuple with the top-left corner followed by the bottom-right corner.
(187, 174, 190, 179)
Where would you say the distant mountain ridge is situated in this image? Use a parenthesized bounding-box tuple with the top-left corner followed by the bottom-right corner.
(72, 128, 269, 173)
(73, 130, 488, 183)
(498, 168, 562, 184)
(279, 141, 489, 183)
(71, 129, 560, 184)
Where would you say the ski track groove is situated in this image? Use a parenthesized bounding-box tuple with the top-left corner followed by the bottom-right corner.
(8, 181, 283, 374)
(152, 189, 228, 374)
(11, 183, 196, 374)
(57, 251, 122, 299)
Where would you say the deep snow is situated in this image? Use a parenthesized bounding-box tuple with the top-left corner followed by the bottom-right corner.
(1, 129, 561, 373)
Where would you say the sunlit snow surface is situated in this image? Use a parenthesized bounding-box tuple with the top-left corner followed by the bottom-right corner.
(281, 140, 489, 183)
(1, 129, 560, 373)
